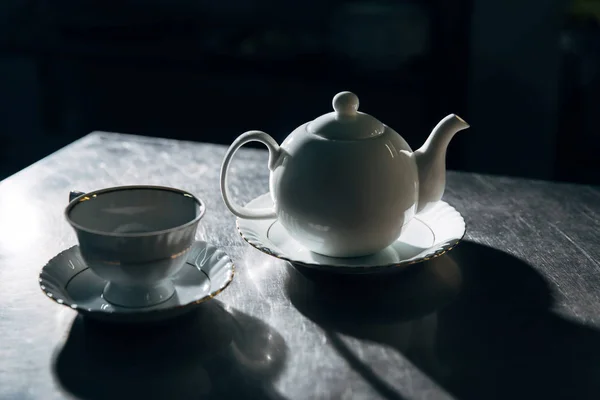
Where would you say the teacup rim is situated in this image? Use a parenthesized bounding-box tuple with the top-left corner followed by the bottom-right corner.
(64, 185, 206, 238)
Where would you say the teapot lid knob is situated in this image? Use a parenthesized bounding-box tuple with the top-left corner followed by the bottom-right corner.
(332, 91, 359, 116)
(307, 90, 384, 140)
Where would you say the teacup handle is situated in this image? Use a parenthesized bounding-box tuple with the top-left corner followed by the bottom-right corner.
(69, 190, 86, 202)
(220, 130, 279, 220)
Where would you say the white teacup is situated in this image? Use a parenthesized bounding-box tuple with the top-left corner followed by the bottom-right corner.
(65, 185, 205, 308)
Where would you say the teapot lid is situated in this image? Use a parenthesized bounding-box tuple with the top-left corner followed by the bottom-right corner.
(306, 92, 385, 140)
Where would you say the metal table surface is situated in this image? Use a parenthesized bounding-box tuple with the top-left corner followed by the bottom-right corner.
(1, 132, 600, 400)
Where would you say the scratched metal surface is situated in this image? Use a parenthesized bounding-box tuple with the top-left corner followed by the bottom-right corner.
(1, 132, 600, 400)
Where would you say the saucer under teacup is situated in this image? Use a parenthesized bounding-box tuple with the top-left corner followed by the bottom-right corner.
(39, 241, 235, 323)
(237, 193, 466, 274)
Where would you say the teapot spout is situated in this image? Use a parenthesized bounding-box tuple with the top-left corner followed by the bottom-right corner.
(414, 114, 469, 213)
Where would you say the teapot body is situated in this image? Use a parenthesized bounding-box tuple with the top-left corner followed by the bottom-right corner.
(270, 123, 418, 258)
(220, 91, 469, 258)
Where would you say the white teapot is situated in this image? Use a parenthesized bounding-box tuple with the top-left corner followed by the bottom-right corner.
(220, 91, 469, 258)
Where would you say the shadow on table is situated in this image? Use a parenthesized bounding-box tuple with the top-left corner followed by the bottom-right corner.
(285, 240, 600, 400)
(53, 300, 288, 400)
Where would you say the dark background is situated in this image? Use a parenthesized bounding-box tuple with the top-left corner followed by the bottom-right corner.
(1, 0, 599, 184)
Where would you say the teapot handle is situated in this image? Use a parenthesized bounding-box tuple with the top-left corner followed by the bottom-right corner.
(220, 130, 279, 220)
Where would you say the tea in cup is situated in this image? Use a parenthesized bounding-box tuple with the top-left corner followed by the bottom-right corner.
(65, 185, 205, 308)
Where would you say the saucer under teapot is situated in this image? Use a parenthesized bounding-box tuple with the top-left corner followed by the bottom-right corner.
(236, 192, 465, 274)
(221, 91, 469, 259)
